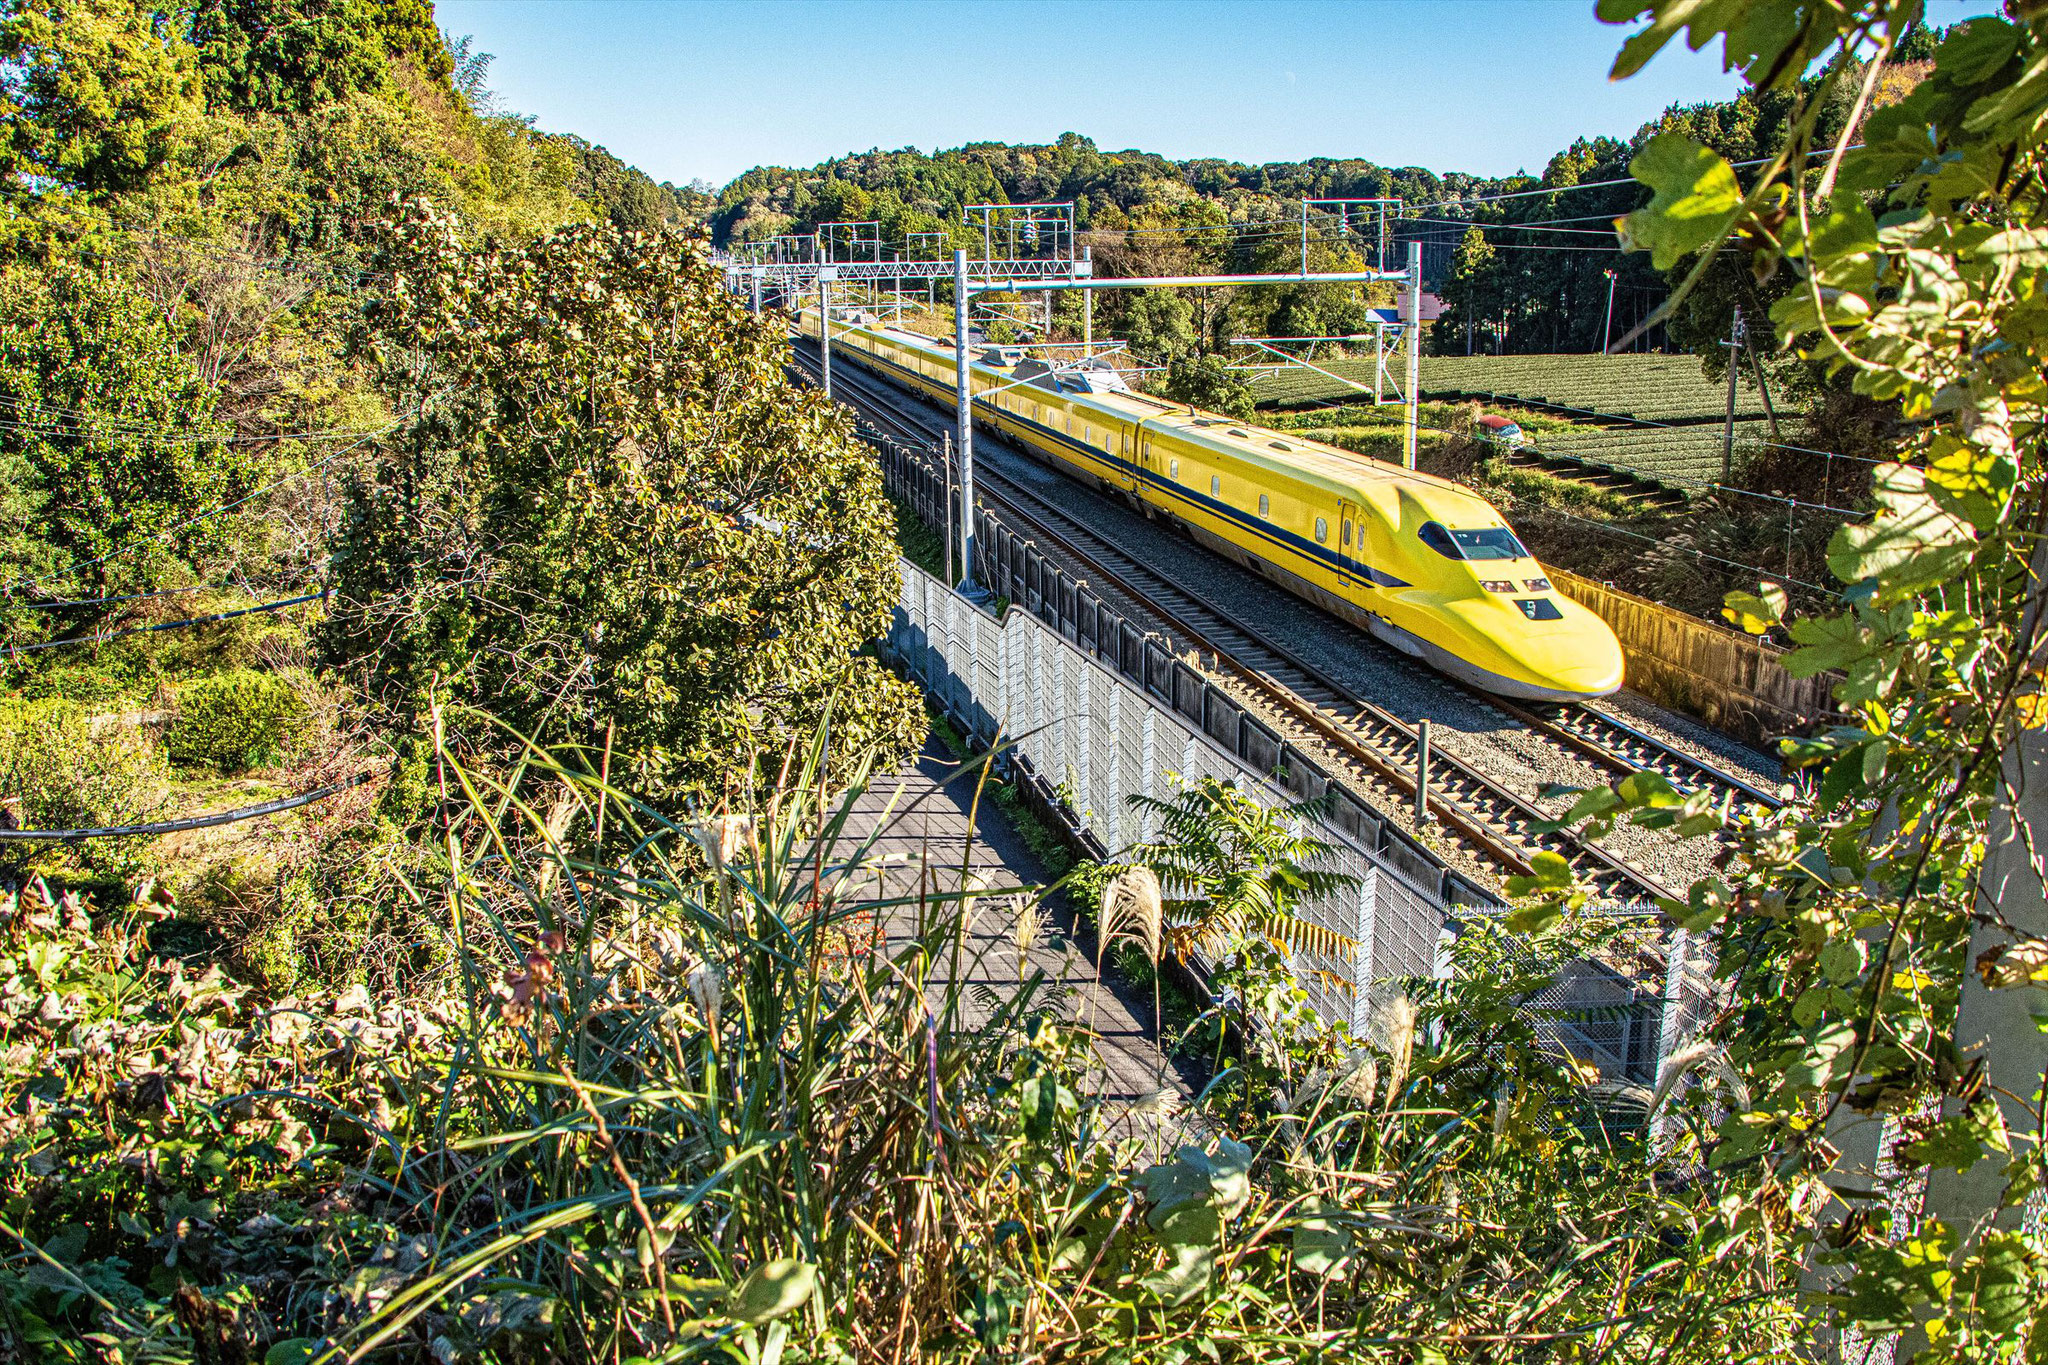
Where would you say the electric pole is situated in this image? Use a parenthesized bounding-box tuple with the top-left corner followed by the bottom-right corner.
(1081, 245, 1092, 355)
(1601, 270, 1617, 355)
(1403, 240, 1422, 470)
(954, 250, 976, 591)
(818, 268, 835, 399)
(1722, 308, 1743, 480)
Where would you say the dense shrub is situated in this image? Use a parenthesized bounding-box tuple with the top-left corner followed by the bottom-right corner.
(164, 669, 306, 773)
(0, 697, 169, 876)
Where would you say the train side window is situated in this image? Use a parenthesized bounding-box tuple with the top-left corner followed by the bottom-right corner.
(1170, 459, 1179, 480)
(1418, 521, 1462, 560)
(1342, 519, 1353, 547)
(1314, 517, 1327, 543)
(1211, 475, 1221, 497)
(1258, 494, 1270, 518)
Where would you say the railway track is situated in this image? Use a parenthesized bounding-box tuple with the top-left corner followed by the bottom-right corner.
(793, 341, 1779, 904)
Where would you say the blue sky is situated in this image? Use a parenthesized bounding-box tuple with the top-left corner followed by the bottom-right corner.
(435, 0, 1991, 189)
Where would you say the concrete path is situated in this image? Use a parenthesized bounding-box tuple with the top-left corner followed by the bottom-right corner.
(834, 738, 1200, 1146)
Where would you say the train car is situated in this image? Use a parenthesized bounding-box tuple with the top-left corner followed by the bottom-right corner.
(825, 316, 1624, 703)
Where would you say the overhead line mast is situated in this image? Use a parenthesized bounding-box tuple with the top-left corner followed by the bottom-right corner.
(719, 204, 1416, 594)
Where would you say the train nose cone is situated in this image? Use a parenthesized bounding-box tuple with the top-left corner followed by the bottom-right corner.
(1542, 637, 1626, 699)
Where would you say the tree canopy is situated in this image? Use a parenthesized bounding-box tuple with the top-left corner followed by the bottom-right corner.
(321, 205, 922, 801)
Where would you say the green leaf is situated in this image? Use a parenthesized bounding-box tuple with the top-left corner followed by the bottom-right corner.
(1289, 1197, 1353, 1279)
(1783, 613, 1871, 678)
(1141, 1239, 1215, 1305)
(1937, 16, 2019, 84)
(1817, 937, 1864, 986)
(1899, 1113, 1993, 1175)
(265, 1343, 319, 1365)
(1797, 200, 1880, 266)
(1137, 1140, 1253, 1229)
(1616, 771, 1683, 809)
(1618, 135, 1743, 270)
(1967, 1233, 2033, 1337)
(1525, 849, 1573, 890)
(1154, 1202, 1222, 1249)
(1923, 433, 2018, 533)
(1723, 582, 1788, 634)
(1784, 1019, 1856, 1091)
(1827, 465, 1975, 592)
(1818, 746, 1868, 813)
(727, 1259, 818, 1325)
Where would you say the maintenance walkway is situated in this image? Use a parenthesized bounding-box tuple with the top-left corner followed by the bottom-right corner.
(838, 736, 1199, 1141)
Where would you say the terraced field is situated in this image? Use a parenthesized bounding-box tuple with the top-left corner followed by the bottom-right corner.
(1532, 422, 1775, 489)
(1253, 352, 1769, 424)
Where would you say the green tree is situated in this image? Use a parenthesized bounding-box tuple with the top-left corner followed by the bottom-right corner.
(1527, 4, 2048, 1353)
(1434, 225, 1498, 353)
(0, 262, 253, 613)
(321, 203, 922, 802)
(1159, 353, 1253, 419)
(0, 0, 205, 202)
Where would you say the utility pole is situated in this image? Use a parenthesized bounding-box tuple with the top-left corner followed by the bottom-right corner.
(1403, 240, 1422, 470)
(1923, 540, 2048, 1233)
(1601, 270, 1618, 355)
(953, 250, 977, 591)
(1722, 308, 1743, 480)
(750, 266, 761, 316)
(1081, 245, 1092, 356)
(818, 267, 836, 399)
(1300, 200, 1310, 276)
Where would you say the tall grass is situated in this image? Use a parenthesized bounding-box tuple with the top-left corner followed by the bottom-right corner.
(313, 713, 1151, 1361)
(2, 711, 1807, 1362)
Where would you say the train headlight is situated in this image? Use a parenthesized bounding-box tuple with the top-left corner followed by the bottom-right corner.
(1479, 580, 1515, 594)
(1523, 577, 1551, 592)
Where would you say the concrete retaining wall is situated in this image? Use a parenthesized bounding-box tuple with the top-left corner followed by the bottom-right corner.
(1552, 569, 1833, 747)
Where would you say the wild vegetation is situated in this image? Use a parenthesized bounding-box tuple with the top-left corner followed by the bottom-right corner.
(0, 0, 2043, 1361)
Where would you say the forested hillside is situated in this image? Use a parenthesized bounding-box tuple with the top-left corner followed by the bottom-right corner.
(709, 26, 1943, 374)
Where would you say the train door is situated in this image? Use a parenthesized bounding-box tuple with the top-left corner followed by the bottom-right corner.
(1338, 500, 1365, 580)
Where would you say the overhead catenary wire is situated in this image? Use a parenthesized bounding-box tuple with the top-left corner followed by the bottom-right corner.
(0, 772, 372, 841)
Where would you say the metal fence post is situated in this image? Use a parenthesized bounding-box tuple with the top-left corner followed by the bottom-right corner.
(1414, 718, 1432, 826)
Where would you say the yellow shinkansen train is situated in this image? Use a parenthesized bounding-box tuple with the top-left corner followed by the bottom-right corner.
(828, 317, 1625, 703)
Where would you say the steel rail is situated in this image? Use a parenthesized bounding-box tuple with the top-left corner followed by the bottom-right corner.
(793, 340, 1780, 814)
(795, 344, 1685, 901)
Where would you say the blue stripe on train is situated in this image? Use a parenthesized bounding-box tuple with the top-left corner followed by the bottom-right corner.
(848, 339, 1413, 593)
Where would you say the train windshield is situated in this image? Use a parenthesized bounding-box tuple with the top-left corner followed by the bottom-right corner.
(1419, 522, 1530, 562)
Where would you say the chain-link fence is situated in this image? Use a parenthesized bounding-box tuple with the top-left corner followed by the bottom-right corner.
(875, 432, 1707, 1081)
(893, 557, 1444, 1031)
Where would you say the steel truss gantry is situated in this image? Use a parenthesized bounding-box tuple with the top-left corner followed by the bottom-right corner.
(818, 220, 882, 264)
(1228, 326, 1406, 405)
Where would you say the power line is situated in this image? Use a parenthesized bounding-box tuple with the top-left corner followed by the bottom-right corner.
(0, 772, 370, 842)
(0, 413, 382, 447)
(1405, 215, 1620, 237)
(1403, 146, 1857, 214)
(2, 590, 321, 657)
(13, 583, 211, 610)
